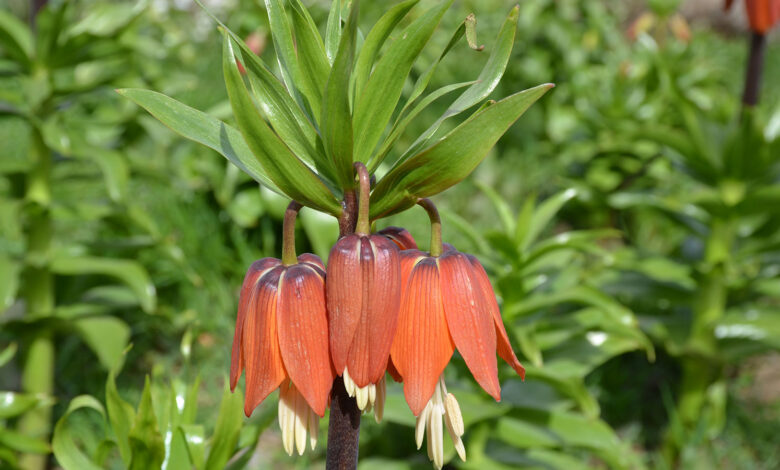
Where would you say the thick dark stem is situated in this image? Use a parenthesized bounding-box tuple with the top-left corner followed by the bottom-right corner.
(327, 177, 362, 470)
(326, 378, 361, 470)
(338, 190, 358, 237)
(742, 32, 766, 108)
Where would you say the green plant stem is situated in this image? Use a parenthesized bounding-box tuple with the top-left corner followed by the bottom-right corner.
(18, 129, 54, 470)
(417, 198, 442, 256)
(353, 162, 370, 235)
(281, 201, 302, 265)
(667, 219, 731, 460)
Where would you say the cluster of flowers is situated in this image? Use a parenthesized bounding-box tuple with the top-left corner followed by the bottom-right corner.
(230, 164, 524, 468)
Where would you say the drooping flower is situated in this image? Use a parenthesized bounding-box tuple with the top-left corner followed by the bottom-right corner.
(327, 164, 401, 417)
(726, 0, 780, 33)
(389, 199, 524, 469)
(230, 204, 333, 456)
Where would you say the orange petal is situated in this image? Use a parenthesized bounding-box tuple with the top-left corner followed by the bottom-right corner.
(298, 253, 325, 271)
(242, 265, 287, 416)
(231, 258, 282, 390)
(386, 356, 403, 383)
(345, 235, 401, 387)
(326, 235, 362, 374)
(391, 255, 454, 416)
(378, 226, 418, 250)
(439, 252, 500, 401)
(467, 254, 525, 379)
(277, 264, 334, 416)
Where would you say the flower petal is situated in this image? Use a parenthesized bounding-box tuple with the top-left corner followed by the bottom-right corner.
(326, 235, 363, 374)
(298, 253, 325, 272)
(378, 226, 418, 250)
(467, 254, 525, 379)
(242, 265, 287, 416)
(278, 264, 334, 416)
(345, 235, 401, 387)
(391, 255, 454, 415)
(439, 252, 500, 400)
(231, 258, 282, 390)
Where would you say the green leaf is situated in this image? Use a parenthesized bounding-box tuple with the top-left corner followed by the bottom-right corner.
(264, 0, 322, 119)
(352, 0, 453, 163)
(370, 84, 553, 219)
(371, 80, 476, 171)
(0, 10, 33, 66)
(321, 1, 359, 188)
(128, 377, 165, 470)
(475, 181, 515, 235)
(400, 6, 520, 160)
(73, 316, 130, 371)
(106, 372, 136, 466)
(0, 392, 47, 419)
(222, 34, 342, 215)
(204, 381, 244, 470)
(50, 255, 156, 313)
(352, 0, 419, 102)
(118, 88, 281, 194)
(178, 425, 206, 469)
(65, 1, 145, 38)
(52, 395, 106, 470)
(0, 342, 17, 368)
(517, 188, 578, 251)
(289, 0, 330, 98)
(0, 427, 50, 454)
(324, 0, 344, 64)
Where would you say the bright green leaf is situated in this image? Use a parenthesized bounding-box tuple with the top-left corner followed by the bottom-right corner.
(52, 395, 106, 470)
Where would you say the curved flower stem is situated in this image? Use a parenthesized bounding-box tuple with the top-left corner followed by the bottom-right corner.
(281, 201, 302, 266)
(417, 198, 443, 257)
(353, 162, 371, 235)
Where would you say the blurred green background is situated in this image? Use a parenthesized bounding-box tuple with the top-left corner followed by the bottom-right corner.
(1, 0, 779, 469)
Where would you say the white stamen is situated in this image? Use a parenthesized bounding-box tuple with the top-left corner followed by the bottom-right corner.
(278, 381, 321, 456)
(342, 368, 385, 417)
(374, 376, 386, 423)
(415, 376, 467, 468)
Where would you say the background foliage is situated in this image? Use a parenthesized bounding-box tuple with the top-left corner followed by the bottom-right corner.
(1, 0, 778, 469)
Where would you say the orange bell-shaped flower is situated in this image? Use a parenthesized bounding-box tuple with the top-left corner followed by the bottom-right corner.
(327, 164, 401, 413)
(726, 0, 780, 33)
(389, 199, 524, 469)
(230, 203, 333, 456)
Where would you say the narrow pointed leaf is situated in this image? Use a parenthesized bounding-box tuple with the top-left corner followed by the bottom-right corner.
(289, 0, 330, 93)
(401, 6, 520, 161)
(370, 81, 475, 172)
(128, 378, 164, 470)
(353, 0, 419, 101)
(106, 372, 136, 466)
(264, 0, 322, 118)
(352, 0, 453, 163)
(222, 34, 341, 215)
(324, 0, 343, 64)
(50, 255, 156, 313)
(370, 84, 553, 219)
(321, 1, 359, 188)
(204, 381, 244, 470)
(118, 88, 281, 194)
(0, 10, 33, 65)
(518, 188, 579, 251)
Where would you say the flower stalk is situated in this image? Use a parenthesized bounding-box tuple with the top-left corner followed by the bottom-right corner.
(282, 201, 303, 266)
(417, 198, 442, 257)
(742, 31, 766, 108)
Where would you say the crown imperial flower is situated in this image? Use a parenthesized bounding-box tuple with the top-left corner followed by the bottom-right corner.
(230, 203, 333, 455)
(327, 164, 401, 415)
(389, 199, 525, 468)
